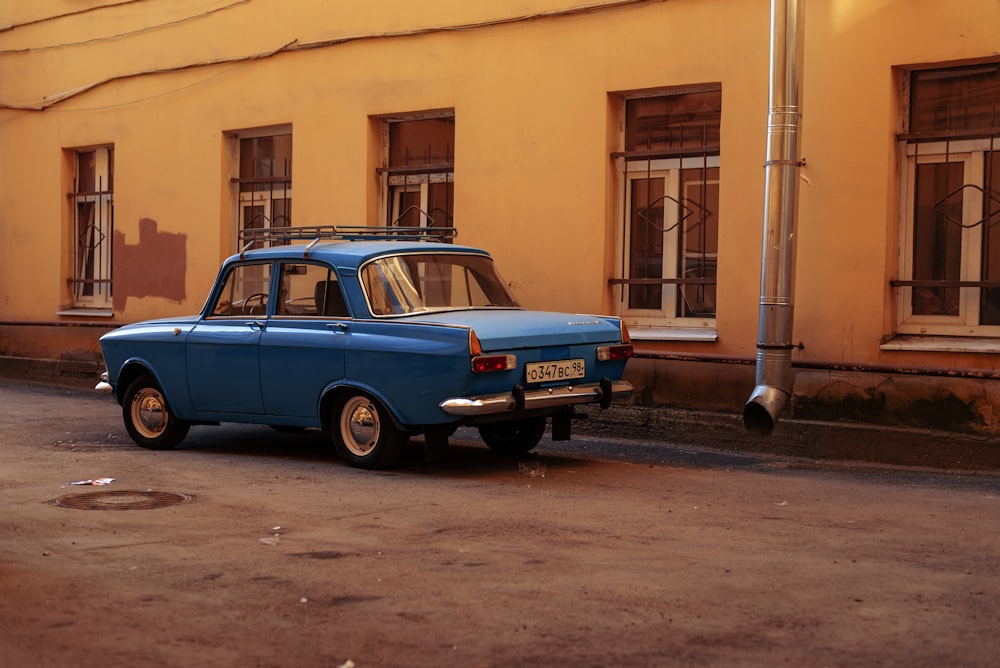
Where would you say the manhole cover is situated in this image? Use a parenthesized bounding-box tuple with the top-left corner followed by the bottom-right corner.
(55, 490, 191, 510)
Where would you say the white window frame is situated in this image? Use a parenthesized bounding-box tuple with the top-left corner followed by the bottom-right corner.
(616, 154, 720, 330)
(387, 172, 455, 228)
(71, 146, 113, 309)
(897, 138, 998, 336)
(239, 190, 293, 235)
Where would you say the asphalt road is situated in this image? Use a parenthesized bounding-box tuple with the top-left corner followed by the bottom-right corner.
(2, 381, 999, 667)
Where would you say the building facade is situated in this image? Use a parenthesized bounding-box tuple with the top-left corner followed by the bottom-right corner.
(3, 0, 1000, 436)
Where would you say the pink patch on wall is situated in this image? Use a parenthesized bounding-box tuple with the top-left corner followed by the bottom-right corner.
(112, 218, 187, 312)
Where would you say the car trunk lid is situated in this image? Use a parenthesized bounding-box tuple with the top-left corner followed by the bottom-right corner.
(402, 309, 622, 351)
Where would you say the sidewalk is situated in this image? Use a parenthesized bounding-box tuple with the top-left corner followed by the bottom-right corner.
(3, 354, 997, 471)
(577, 404, 1000, 471)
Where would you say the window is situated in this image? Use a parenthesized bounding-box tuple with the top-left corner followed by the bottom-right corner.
(231, 130, 292, 248)
(379, 115, 454, 231)
(612, 88, 721, 331)
(210, 262, 272, 317)
(896, 62, 1000, 336)
(360, 253, 518, 316)
(70, 146, 114, 309)
(275, 262, 348, 318)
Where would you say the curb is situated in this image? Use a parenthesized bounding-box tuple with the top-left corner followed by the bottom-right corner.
(575, 404, 1000, 471)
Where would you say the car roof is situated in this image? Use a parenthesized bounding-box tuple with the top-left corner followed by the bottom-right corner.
(227, 240, 492, 268)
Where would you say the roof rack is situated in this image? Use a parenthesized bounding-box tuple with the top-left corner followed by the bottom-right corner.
(336, 225, 458, 241)
(238, 225, 458, 258)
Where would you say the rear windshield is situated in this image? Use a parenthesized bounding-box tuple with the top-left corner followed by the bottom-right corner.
(361, 253, 520, 316)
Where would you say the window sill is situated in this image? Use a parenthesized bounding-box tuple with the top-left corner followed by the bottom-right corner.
(57, 308, 114, 318)
(628, 326, 718, 342)
(880, 335, 1000, 354)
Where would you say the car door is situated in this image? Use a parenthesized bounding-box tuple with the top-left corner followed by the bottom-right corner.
(186, 261, 272, 415)
(259, 261, 349, 418)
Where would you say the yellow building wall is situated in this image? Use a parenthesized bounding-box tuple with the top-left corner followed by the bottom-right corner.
(3, 0, 1000, 430)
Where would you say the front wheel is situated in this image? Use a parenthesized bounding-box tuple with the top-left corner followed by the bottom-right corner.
(332, 393, 403, 469)
(122, 374, 190, 450)
(478, 417, 547, 456)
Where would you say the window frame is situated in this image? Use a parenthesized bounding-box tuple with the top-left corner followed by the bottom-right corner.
(377, 112, 455, 231)
(69, 145, 114, 311)
(894, 60, 1000, 338)
(227, 126, 293, 250)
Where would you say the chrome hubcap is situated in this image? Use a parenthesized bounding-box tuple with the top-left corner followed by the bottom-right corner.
(133, 388, 167, 436)
(342, 397, 378, 455)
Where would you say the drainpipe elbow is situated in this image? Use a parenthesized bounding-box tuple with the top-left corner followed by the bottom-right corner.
(743, 384, 790, 436)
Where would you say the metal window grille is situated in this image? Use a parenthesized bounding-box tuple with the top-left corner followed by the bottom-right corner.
(70, 148, 113, 306)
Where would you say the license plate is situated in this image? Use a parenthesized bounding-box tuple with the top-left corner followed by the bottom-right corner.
(525, 359, 585, 383)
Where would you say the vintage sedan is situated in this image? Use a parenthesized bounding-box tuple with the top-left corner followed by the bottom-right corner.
(97, 226, 633, 469)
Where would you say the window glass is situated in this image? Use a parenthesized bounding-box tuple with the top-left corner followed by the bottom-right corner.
(389, 118, 454, 167)
(626, 90, 721, 152)
(980, 151, 1000, 324)
(910, 64, 1000, 135)
(912, 161, 963, 316)
(275, 263, 348, 317)
(210, 263, 272, 317)
(239, 135, 292, 191)
(361, 254, 518, 316)
(628, 177, 665, 310)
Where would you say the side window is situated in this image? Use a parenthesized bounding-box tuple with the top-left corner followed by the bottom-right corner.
(70, 146, 114, 309)
(612, 88, 721, 329)
(379, 114, 455, 233)
(276, 263, 348, 317)
(209, 263, 272, 317)
(896, 62, 1000, 336)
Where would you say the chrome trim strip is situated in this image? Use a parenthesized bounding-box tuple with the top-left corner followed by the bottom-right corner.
(439, 380, 633, 416)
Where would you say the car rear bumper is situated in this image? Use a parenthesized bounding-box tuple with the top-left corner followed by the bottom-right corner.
(439, 379, 633, 416)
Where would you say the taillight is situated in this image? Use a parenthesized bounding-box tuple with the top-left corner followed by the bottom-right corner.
(472, 354, 517, 373)
(597, 344, 634, 361)
(596, 321, 634, 361)
(469, 328, 515, 372)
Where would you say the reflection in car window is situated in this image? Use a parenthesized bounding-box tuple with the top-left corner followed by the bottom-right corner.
(209, 263, 272, 317)
(276, 262, 349, 317)
(361, 253, 519, 316)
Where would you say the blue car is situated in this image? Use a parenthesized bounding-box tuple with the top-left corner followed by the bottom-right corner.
(97, 227, 633, 469)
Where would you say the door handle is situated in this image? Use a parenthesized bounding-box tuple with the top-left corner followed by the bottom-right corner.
(247, 320, 266, 330)
(326, 322, 349, 334)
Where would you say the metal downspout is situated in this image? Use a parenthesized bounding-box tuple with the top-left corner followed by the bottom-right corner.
(744, 0, 805, 436)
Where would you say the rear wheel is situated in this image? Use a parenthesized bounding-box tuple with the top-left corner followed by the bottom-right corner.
(332, 393, 403, 469)
(122, 374, 190, 450)
(478, 417, 547, 456)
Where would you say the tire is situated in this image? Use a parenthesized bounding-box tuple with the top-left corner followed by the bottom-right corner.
(122, 374, 190, 450)
(478, 417, 547, 456)
(332, 393, 403, 469)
